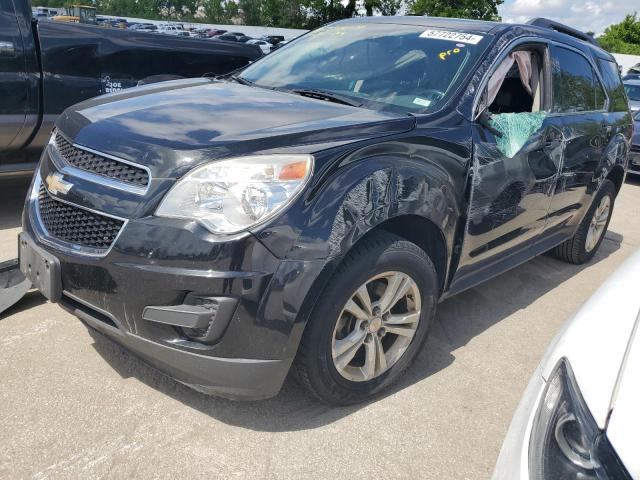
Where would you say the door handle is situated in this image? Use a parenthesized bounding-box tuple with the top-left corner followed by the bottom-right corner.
(0, 41, 16, 57)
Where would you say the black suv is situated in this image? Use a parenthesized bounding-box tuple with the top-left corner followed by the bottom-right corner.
(20, 17, 632, 404)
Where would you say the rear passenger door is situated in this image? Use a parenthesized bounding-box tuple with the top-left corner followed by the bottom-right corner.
(544, 45, 609, 234)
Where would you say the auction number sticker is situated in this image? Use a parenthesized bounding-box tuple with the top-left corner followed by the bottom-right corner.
(420, 30, 484, 44)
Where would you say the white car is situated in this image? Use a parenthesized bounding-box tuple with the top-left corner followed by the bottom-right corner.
(157, 25, 185, 36)
(246, 39, 271, 55)
(493, 250, 640, 479)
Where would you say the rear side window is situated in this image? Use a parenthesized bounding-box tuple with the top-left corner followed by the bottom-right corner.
(551, 46, 605, 113)
(597, 59, 628, 111)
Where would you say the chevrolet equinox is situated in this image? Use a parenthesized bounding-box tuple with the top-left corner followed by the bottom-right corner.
(20, 17, 633, 404)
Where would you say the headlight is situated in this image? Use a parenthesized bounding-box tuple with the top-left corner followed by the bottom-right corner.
(156, 154, 313, 234)
(529, 359, 631, 480)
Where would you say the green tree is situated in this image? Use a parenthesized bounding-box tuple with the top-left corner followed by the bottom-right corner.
(238, 0, 261, 24)
(203, 0, 241, 24)
(598, 13, 640, 55)
(409, 0, 502, 20)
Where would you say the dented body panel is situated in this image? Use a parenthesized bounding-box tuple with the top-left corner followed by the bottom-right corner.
(20, 17, 634, 399)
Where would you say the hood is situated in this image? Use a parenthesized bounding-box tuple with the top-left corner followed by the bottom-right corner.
(605, 316, 640, 479)
(56, 78, 415, 178)
(633, 119, 640, 147)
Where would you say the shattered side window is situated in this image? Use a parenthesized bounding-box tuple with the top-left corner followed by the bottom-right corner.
(489, 112, 546, 158)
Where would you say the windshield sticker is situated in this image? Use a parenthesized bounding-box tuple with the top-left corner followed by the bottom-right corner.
(420, 30, 483, 44)
(438, 46, 464, 60)
(413, 97, 432, 107)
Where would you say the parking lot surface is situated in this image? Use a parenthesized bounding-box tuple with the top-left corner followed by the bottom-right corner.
(1, 176, 639, 480)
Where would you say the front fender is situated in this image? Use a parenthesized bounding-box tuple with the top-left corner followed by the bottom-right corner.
(257, 144, 467, 263)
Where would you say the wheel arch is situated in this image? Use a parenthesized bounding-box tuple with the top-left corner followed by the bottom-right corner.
(376, 215, 448, 295)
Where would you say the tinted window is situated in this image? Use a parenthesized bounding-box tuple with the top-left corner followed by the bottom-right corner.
(625, 84, 640, 101)
(551, 46, 601, 113)
(598, 58, 628, 111)
(241, 24, 489, 114)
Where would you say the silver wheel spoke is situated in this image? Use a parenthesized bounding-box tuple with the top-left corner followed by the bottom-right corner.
(354, 285, 373, 316)
(334, 329, 366, 370)
(385, 312, 420, 325)
(343, 299, 369, 320)
(596, 208, 609, 224)
(385, 325, 416, 337)
(586, 228, 594, 250)
(379, 273, 411, 313)
(374, 336, 387, 372)
(362, 338, 377, 379)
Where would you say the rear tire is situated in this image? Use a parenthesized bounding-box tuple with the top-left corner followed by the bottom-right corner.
(293, 231, 438, 405)
(550, 180, 615, 265)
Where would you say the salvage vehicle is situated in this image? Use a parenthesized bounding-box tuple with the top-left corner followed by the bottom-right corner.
(19, 16, 632, 404)
(493, 249, 640, 480)
(0, 0, 262, 177)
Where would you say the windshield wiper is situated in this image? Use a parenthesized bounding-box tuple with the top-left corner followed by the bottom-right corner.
(290, 88, 363, 108)
(230, 75, 254, 86)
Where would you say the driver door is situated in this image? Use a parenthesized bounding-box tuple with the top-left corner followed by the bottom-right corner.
(449, 42, 564, 293)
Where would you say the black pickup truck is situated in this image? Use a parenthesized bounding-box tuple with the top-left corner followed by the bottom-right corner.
(0, 0, 262, 176)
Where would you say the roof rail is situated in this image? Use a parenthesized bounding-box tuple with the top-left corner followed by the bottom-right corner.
(526, 18, 599, 47)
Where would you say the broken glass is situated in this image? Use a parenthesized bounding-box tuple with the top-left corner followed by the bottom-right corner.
(489, 112, 547, 158)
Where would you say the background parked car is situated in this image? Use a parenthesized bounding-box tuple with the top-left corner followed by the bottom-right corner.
(215, 33, 252, 43)
(247, 38, 272, 54)
(624, 79, 640, 112)
(0, 0, 263, 176)
(271, 39, 291, 50)
(157, 25, 185, 36)
(260, 35, 285, 45)
(493, 249, 640, 480)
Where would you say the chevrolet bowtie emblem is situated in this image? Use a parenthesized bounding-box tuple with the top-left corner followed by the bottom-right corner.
(45, 172, 73, 195)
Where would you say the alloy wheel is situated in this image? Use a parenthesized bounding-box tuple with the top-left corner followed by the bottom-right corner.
(331, 271, 421, 382)
(585, 195, 610, 253)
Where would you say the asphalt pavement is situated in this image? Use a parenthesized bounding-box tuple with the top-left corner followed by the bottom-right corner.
(1, 175, 639, 479)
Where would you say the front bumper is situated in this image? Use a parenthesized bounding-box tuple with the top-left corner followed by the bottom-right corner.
(22, 153, 326, 400)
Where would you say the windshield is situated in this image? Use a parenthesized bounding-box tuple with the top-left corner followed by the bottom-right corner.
(625, 84, 640, 101)
(240, 23, 490, 114)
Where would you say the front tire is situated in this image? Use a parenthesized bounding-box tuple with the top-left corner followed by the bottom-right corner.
(293, 231, 438, 405)
(551, 179, 616, 264)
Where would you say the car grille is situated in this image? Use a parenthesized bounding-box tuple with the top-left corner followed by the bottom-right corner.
(38, 186, 124, 250)
(54, 133, 149, 187)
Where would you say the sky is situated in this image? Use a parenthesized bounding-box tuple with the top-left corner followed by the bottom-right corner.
(497, 0, 633, 35)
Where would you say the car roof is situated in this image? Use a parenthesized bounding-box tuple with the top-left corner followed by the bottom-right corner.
(335, 16, 613, 60)
(625, 79, 640, 85)
(336, 16, 501, 34)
